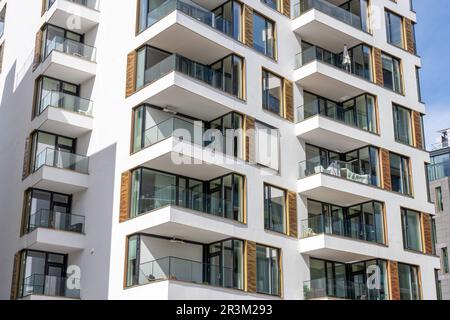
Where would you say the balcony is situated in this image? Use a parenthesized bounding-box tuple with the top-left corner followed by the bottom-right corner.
(428, 161, 450, 182)
(43, 0, 100, 34)
(36, 36, 97, 84)
(28, 209, 85, 234)
(294, 45, 373, 101)
(25, 148, 89, 194)
(303, 279, 386, 300)
(33, 91, 93, 138)
(131, 51, 244, 121)
(292, 0, 371, 52)
(137, 0, 237, 65)
(296, 102, 378, 153)
(21, 274, 80, 300)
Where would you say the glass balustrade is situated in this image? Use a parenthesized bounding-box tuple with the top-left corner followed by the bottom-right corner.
(45, 35, 96, 62)
(34, 148, 89, 174)
(28, 209, 85, 234)
(22, 274, 80, 299)
(38, 91, 93, 116)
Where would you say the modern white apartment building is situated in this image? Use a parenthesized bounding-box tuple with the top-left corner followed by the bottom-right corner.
(0, 0, 440, 300)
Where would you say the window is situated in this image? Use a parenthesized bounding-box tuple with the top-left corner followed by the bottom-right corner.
(381, 53, 403, 93)
(35, 76, 80, 116)
(349, 44, 373, 81)
(442, 248, 450, 274)
(261, 0, 280, 11)
(207, 239, 244, 290)
(385, 10, 404, 48)
(436, 187, 444, 212)
(256, 245, 280, 296)
(401, 208, 422, 252)
(41, 24, 83, 61)
(264, 184, 286, 234)
(435, 269, 442, 300)
(262, 69, 283, 117)
(398, 263, 421, 300)
(390, 153, 412, 195)
(253, 12, 275, 58)
(0, 5, 5, 38)
(393, 104, 413, 145)
(416, 67, 423, 102)
(255, 121, 280, 171)
(126, 235, 140, 286)
(213, 1, 242, 41)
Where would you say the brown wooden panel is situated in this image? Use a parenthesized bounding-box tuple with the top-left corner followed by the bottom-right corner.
(284, 79, 294, 122)
(120, 171, 131, 222)
(244, 5, 254, 48)
(245, 116, 255, 163)
(41, 0, 47, 16)
(22, 136, 32, 180)
(380, 148, 392, 191)
(33, 31, 43, 70)
(404, 19, 416, 54)
(287, 191, 298, 238)
(246, 241, 257, 293)
(422, 213, 433, 255)
(282, 0, 291, 17)
(10, 252, 21, 300)
(388, 260, 400, 300)
(125, 51, 137, 97)
(373, 48, 384, 86)
(412, 111, 424, 149)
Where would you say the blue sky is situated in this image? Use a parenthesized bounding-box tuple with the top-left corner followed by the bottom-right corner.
(414, 0, 450, 147)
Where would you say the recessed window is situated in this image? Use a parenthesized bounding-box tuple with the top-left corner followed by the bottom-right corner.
(436, 187, 444, 212)
(255, 121, 280, 171)
(385, 10, 404, 48)
(393, 104, 413, 145)
(262, 69, 283, 117)
(390, 153, 412, 195)
(261, 0, 280, 11)
(253, 12, 275, 58)
(442, 248, 450, 273)
(398, 263, 421, 300)
(256, 245, 281, 296)
(264, 184, 286, 234)
(401, 208, 422, 252)
(381, 53, 403, 93)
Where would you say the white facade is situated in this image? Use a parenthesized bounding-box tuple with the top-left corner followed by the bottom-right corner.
(0, 0, 440, 300)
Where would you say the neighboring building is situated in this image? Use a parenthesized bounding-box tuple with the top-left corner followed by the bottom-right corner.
(428, 129, 450, 300)
(0, 0, 440, 300)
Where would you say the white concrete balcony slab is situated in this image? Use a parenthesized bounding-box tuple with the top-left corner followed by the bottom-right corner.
(135, 3, 238, 65)
(43, 0, 100, 34)
(129, 61, 245, 122)
(122, 280, 276, 300)
(294, 60, 371, 102)
(121, 205, 246, 244)
(292, 2, 372, 52)
(20, 295, 79, 301)
(35, 43, 97, 84)
(32, 105, 93, 139)
(21, 227, 85, 254)
(300, 234, 383, 263)
(296, 115, 379, 153)
(130, 136, 246, 180)
(24, 154, 89, 194)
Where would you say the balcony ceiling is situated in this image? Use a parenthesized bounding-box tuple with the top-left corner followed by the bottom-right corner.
(192, 0, 228, 11)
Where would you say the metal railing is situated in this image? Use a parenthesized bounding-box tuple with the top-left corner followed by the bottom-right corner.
(299, 159, 372, 185)
(22, 274, 80, 299)
(28, 209, 85, 234)
(134, 185, 242, 222)
(303, 278, 387, 300)
(136, 256, 238, 289)
(45, 35, 96, 62)
(38, 90, 93, 116)
(431, 141, 450, 151)
(300, 215, 384, 244)
(34, 148, 89, 174)
(292, 0, 366, 32)
(142, 53, 240, 98)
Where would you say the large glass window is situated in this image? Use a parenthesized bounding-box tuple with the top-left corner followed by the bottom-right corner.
(126, 235, 140, 287)
(398, 263, 421, 300)
(34, 76, 80, 116)
(393, 104, 413, 145)
(385, 10, 404, 48)
(256, 245, 280, 296)
(253, 12, 275, 58)
(436, 187, 444, 212)
(255, 121, 280, 171)
(442, 248, 450, 274)
(207, 239, 244, 290)
(264, 184, 286, 234)
(401, 208, 423, 252)
(213, 1, 242, 41)
(382, 53, 403, 93)
(130, 168, 245, 222)
(262, 69, 283, 117)
(261, 0, 280, 11)
(350, 44, 373, 81)
(390, 153, 412, 195)
(41, 24, 83, 61)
